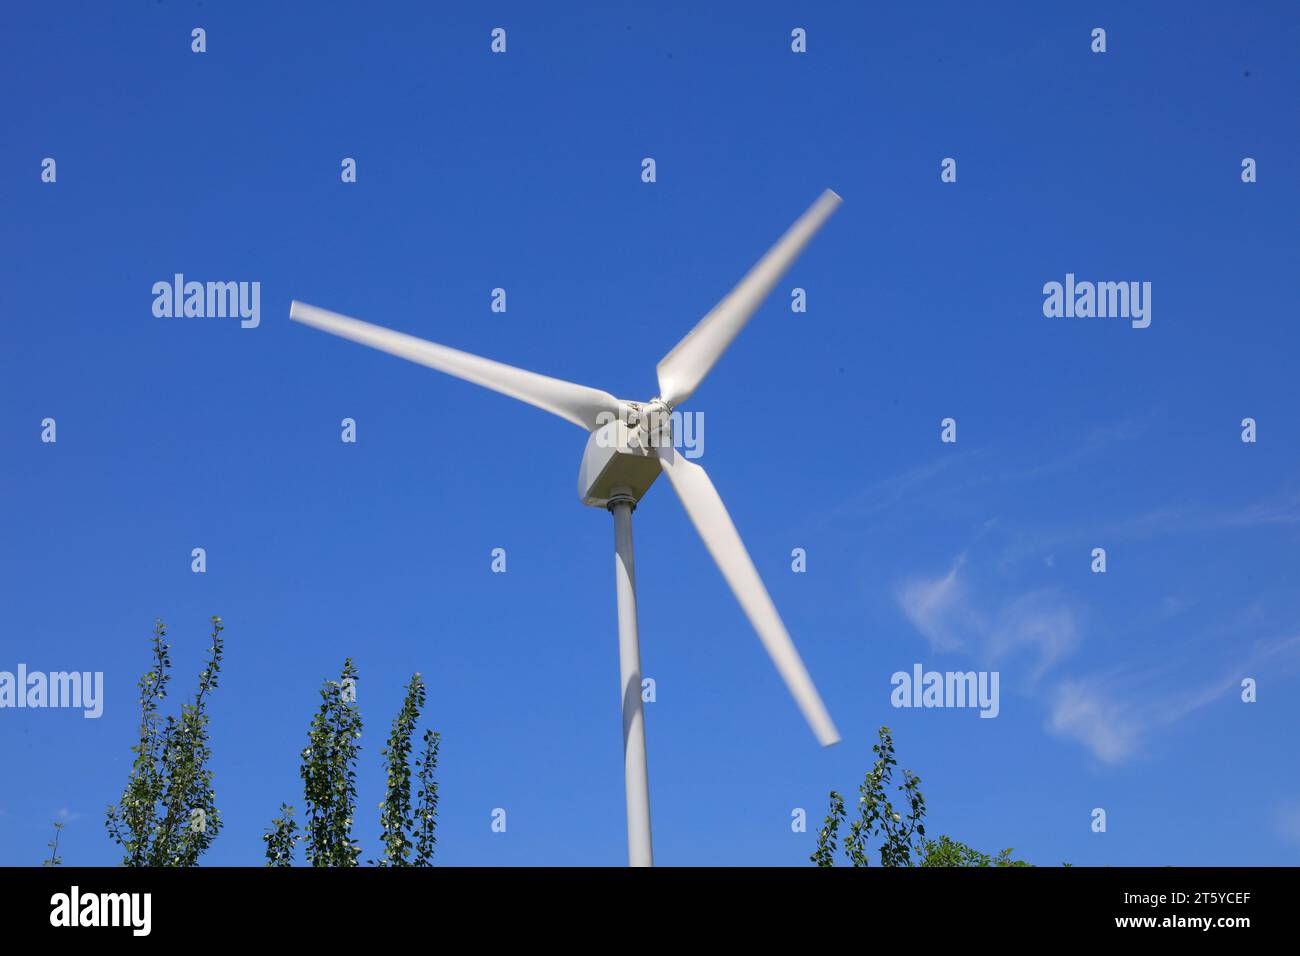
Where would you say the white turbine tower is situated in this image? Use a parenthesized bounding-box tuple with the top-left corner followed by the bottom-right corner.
(290, 189, 843, 866)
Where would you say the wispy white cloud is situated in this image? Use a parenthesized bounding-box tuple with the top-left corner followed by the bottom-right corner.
(808, 452, 983, 533)
(990, 591, 1080, 680)
(814, 414, 1152, 540)
(1044, 635, 1300, 763)
(1220, 491, 1300, 530)
(895, 557, 1079, 679)
(1046, 681, 1141, 763)
(1274, 801, 1300, 846)
(895, 556, 972, 653)
(895, 545, 1300, 765)
(816, 409, 1300, 575)
(874, 412, 1300, 766)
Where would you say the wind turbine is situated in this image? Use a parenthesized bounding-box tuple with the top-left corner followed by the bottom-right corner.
(290, 188, 843, 866)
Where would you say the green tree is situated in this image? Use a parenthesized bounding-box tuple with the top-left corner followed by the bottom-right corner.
(300, 659, 363, 867)
(42, 821, 65, 867)
(918, 834, 1030, 867)
(269, 663, 443, 867)
(813, 725, 1029, 867)
(262, 803, 300, 866)
(412, 727, 441, 866)
(105, 616, 225, 866)
(810, 791, 845, 867)
(375, 673, 422, 865)
(371, 672, 442, 866)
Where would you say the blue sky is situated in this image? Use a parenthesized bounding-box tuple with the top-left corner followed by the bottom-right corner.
(2, 1, 1299, 866)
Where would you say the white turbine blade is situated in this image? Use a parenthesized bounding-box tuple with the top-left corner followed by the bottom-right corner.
(658, 446, 840, 746)
(290, 301, 621, 431)
(655, 189, 842, 408)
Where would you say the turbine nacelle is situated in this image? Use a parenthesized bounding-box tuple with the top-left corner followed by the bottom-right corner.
(577, 400, 672, 508)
